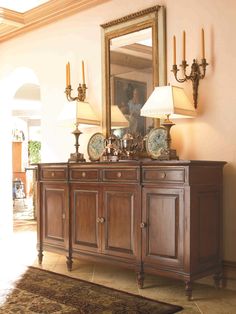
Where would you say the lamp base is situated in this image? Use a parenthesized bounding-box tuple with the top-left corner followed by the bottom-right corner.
(68, 124, 86, 163)
(162, 117, 179, 160)
(153, 148, 178, 161)
(68, 152, 85, 163)
(168, 148, 179, 160)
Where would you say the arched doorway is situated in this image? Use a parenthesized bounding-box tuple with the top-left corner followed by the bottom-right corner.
(12, 83, 41, 221)
(0, 67, 41, 236)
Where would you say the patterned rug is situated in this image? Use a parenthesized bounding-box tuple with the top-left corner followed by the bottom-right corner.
(0, 267, 183, 313)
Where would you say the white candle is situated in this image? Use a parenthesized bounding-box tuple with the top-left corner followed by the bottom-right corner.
(201, 28, 205, 59)
(183, 31, 186, 61)
(67, 62, 71, 86)
(173, 35, 176, 64)
(66, 63, 68, 87)
(82, 60, 85, 84)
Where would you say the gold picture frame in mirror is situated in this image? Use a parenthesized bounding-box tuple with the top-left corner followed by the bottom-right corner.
(101, 5, 167, 138)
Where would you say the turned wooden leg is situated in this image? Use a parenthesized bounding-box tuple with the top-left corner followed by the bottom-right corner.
(185, 280, 193, 301)
(66, 255, 73, 271)
(213, 271, 223, 289)
(137, 271, 144, 289)
(38, 250, 43, 265)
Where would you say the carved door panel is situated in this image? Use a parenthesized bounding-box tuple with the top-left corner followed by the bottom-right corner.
(142, 187, 184, 270)
(41, 183, 68, 249)
(102, 185, 140, 260)
(71, 184, 102, 254)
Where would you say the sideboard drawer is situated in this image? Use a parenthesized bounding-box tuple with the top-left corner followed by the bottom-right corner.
(40, 168, 67, 181)
(142, 167, 186, 184)
(70, 169, 99, 181)
(102, 168, 139, 182)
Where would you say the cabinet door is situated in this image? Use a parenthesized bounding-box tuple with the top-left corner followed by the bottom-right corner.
(102, 185, 140, 260)
(142, 187, 184, 270)
(71, 184, 102, 254)
(41, 183, 68, 249)
(190, 186, 221, 273)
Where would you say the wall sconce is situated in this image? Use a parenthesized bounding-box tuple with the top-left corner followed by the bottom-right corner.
(64, 61, 100, 162)
(172, 29, 208, 108)
(141, 85, 196, 160)
(65, 60, 87, 102)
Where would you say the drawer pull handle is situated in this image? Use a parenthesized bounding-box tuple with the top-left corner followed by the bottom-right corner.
(62, 213, 65, 220)
(97, 217, 105, 224)
(140, 222, 147, 229)
(51, 172, 55, 177)
(82, 172, 86, 178)
(160, 172, 166, 179)
(117, 172, 122, 178)
(100, 217, 105, 224)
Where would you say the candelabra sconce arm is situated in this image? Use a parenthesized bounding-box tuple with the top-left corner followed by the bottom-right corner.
(65, 85, 76, 102)
(65, 83, 87, 102)
(172, 63, 187, 83)
(199, 58, 208, 79)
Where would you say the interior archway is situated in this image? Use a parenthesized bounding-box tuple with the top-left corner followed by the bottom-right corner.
(12, 82, 41, 221)
(0, 67, 41, 236)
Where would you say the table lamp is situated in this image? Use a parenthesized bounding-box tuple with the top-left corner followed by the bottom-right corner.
(140, 85, 196, 159)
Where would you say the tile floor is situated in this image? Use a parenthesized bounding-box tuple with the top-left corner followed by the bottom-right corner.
(0, 221, 236, 314)
(13, 196, 35, 220)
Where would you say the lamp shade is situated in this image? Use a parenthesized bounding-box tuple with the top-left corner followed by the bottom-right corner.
(59, 101, 100, 126)
(111, 105, 129, 128)
(140, 85, 196, 119)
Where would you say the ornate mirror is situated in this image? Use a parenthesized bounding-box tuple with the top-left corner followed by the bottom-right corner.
(101, 6, 166, 137)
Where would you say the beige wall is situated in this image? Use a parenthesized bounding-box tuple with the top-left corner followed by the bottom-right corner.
(0, 0, 235, 261)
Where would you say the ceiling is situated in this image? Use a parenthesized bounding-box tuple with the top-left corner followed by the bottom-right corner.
(0, 1, 50, 13)
(0, 0, 108, 42)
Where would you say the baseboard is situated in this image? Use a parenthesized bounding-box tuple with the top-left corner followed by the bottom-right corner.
(223, 260, 236, 280)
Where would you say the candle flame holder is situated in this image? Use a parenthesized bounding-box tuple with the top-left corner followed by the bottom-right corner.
(172, 58, 208, 108)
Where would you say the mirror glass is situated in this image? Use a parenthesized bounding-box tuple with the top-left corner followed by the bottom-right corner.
(102, 6, 166, 137)
(110, 28, 152, 138)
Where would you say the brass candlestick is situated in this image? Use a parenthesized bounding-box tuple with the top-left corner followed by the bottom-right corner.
(64, 83, 87, 162)
(172, 58, 208, 108)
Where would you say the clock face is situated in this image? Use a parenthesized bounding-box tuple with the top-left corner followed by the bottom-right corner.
(87, 133, 105, 161)
(146, 127, 168, 159)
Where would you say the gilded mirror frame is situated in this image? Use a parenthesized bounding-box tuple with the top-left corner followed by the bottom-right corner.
(101, 5, 167, 137)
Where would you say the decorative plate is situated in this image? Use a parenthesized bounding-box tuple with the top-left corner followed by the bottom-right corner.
(87, 132, 105, 161)
(146, 127, 168, 159)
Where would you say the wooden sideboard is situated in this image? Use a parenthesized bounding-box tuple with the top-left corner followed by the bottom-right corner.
(36, 160, 225, 299)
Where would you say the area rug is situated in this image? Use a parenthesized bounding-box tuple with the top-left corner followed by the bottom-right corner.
(0, 267, 183, 313)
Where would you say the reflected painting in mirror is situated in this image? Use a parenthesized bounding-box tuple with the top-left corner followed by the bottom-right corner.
(110, 28, 152, 137)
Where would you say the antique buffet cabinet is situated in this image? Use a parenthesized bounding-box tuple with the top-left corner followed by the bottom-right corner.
(36, 160, 225, 299)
